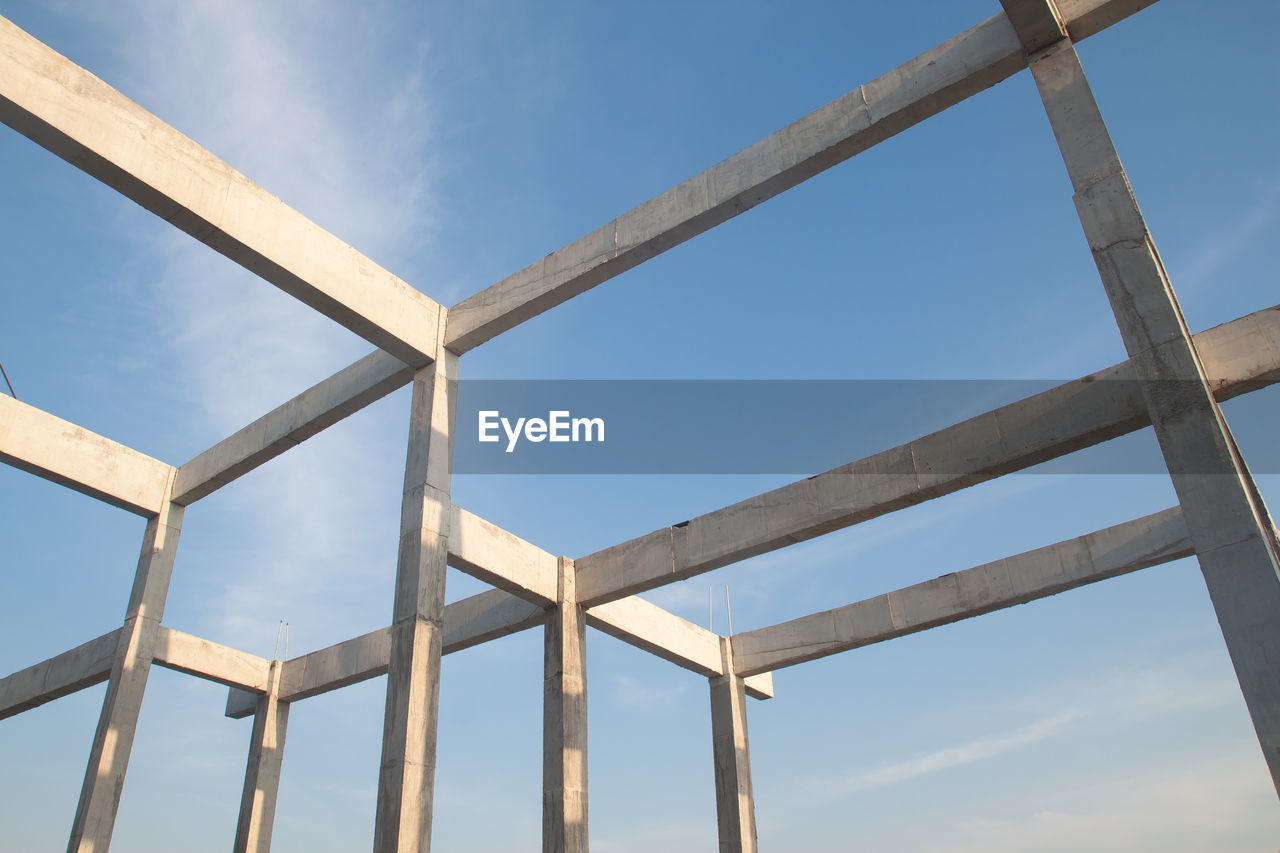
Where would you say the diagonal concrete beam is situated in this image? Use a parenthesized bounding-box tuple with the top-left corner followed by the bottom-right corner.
(0, 629, 121, 720)
(449, 507, 558, 605)
(586, 597, 773, 700)
(574, 304, 1280, 606)
(1000, 0, 1069, 53)
(731, 506, 1192, 677)
(443, 0, 1157, 353)
(0, 394, 174, 515)
(174, 350, 412, 504)
(0, 16, 443, 366)
(152, 626, 273, 692)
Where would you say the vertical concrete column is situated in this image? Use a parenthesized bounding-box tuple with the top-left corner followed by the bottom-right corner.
(68, 481, 183, 852)
(373, 347, 458, 853)
(543, 556, 588, 853)
(233, 659, 290, 853)
(710, 638, 757, 853)
(1019, 26, 1280, 792)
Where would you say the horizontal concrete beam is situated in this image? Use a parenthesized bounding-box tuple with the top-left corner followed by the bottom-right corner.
(443, 0, 1154, 353)
(224, 587, 777, 719)
(152, 627, 272, 692)
(0, 629, 120, 720)
(731, 506, 1192, 676)
(0, 15, 442, 366)
(174, 350, 412, 504)
(586, 597, 773, 699)
(226, 588, 547, 719)
(449, 507, 558, 605)
(0, 395, 174, 516)
(574, 304, 1280, 606)
(1056, 0, 1159, 41)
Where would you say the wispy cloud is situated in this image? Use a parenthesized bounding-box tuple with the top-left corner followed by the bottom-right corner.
(1177, 177, 1280, 292)
(57, 1, 442, 650)
(769, 651, 1245, 835)
(816, 711, 1078, 798)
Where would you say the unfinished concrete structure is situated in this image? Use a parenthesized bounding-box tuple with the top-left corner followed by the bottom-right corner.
(1, 0, 1277, 850)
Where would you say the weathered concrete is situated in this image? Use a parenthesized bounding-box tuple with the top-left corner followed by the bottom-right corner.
(585, 597, 774, 700)
(233, 660, 290, 853)
(152, 627, 272, 692)
(174, 350, 412, 504)
(0, 16, 443, 366)
(999, 0, 1068, 53)
(0, 629, 120, 720)
(451, 507, 559, 605)
(0, 395, 174, 515)
(69, 493, 183, 853)
(223, 584, 773, 721)
(444, 0, 1155, 354)
(709, 639, 757, 853)
(225, 589, 548, 720)
(1019, 27, 1280, 792)
(544, 558, 588, 853)
(374, 348, 457, 853)
(732, 506, 1191, 676)
(574, 304, 1280, 606)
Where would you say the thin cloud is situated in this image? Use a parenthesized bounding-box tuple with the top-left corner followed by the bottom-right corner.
(823, 711, 1078, 797)
(52, 0, 442, 651)
(1178, 178, 1280, 291)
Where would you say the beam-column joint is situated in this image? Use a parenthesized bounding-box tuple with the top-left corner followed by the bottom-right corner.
(999, 0, 1068, 54)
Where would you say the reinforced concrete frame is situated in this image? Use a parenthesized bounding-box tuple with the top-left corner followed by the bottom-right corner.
(1, 1, 1277, 850)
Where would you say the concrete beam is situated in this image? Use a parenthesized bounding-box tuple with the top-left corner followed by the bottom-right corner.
(0, 629, 120, 720)
(544, 558, 588, 853)
(224, 586, 778, 719)
(709, 639, 757, 853)
(1054, 0, 1159, 41)
(443, 0, 1155, 353)
(174, 350, 412, 504)
(731, 506, 1192, 677)
(441, 587, 548, 654)
(574, 304, 1280, 606)
(585, 597, 773, 700)
(1027, 36, 1280, 795)
(0, 394, 174, 516)
(999, 0, 1068, 53)
(225, 588, 548, 720)
(152, 626, 272, 692)
(450, 507, 558, 605)
(233, 661, 289, 853)
(0, 15, 443, 366)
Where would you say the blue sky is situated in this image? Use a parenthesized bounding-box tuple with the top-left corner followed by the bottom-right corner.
(1, 0, 1278, 850)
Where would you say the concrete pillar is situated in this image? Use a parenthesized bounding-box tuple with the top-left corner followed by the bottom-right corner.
(1021, 29, 1280, 793)
(233, 660, 290, 853)
(68, 492, 183, 852)
(710, 638, 757, 853)
(543, 556, 588, 853)
(373, 349, 457, 853)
